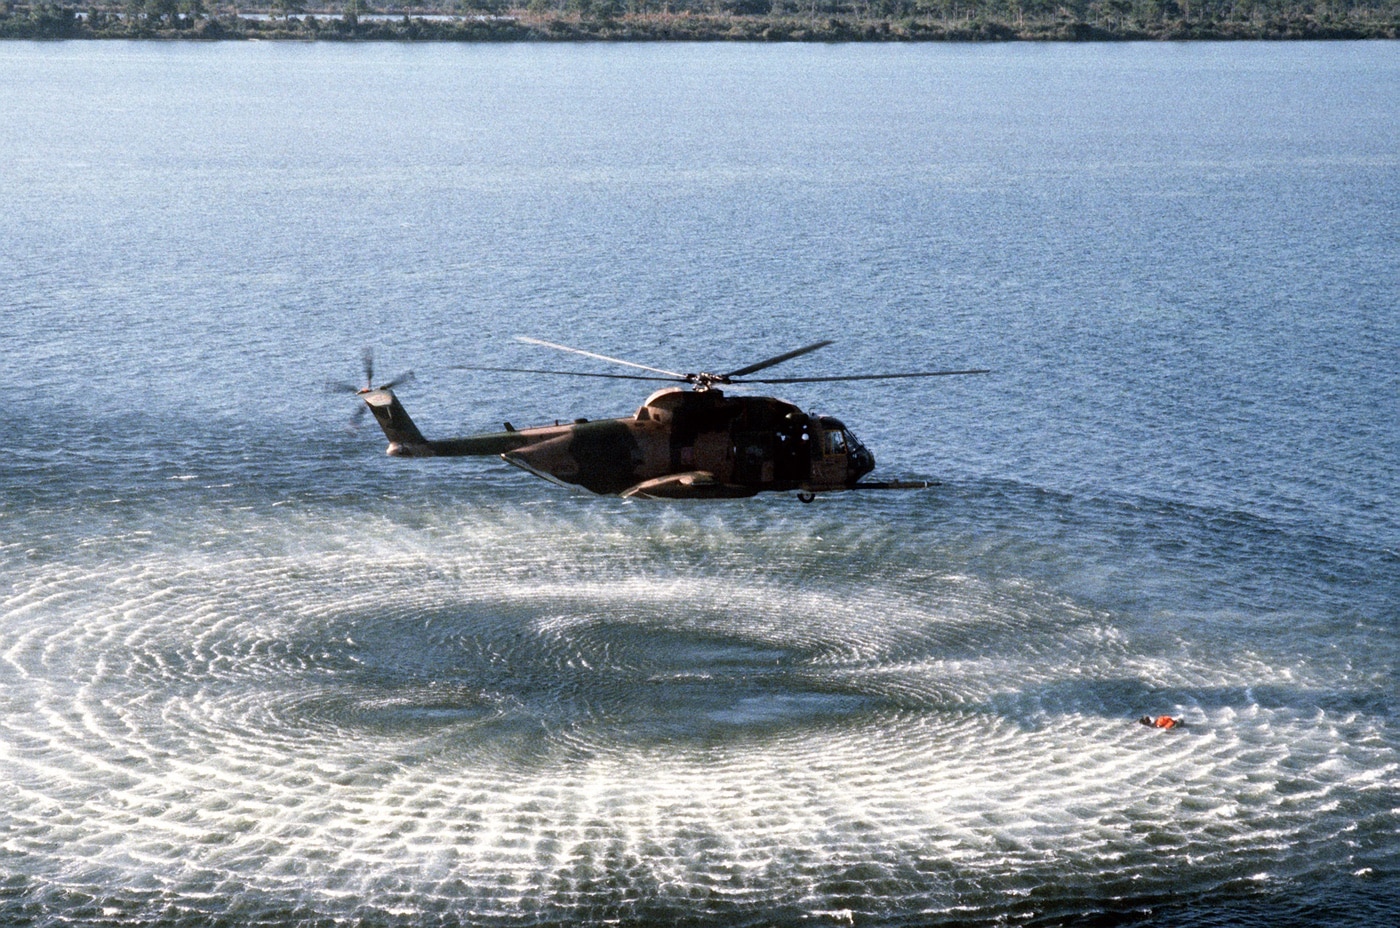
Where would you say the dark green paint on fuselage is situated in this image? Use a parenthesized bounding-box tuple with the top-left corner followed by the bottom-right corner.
(561, 419, 643, 495)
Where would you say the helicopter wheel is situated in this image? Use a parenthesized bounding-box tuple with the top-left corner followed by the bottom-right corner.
(797, 491, 817, 504)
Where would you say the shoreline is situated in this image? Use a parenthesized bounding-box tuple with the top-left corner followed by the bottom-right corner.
(5, 8, 1398, 41)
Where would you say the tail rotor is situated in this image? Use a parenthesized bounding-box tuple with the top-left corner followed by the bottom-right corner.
(327, 348, 416, 430)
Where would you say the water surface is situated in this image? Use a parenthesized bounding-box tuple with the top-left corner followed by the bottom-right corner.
(2, 40, 1397, 927)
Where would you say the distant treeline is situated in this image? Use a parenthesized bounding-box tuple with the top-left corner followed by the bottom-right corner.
(4, 0, 1397, 39)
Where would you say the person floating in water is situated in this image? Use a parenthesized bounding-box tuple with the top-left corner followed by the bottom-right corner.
(1139, 715, 1183, 729)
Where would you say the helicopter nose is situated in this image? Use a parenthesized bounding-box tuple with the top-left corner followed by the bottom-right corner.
(848, 437, 875, 482)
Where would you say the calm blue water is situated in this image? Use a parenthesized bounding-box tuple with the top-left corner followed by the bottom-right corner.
(2, 40, 1397, 927)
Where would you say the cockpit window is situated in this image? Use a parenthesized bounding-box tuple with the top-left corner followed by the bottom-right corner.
(817, 417, 850, 456)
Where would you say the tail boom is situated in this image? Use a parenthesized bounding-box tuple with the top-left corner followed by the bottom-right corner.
(362, 389, 537, 458)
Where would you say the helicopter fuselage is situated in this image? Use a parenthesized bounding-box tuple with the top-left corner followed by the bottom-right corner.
(363, 385, 875, 499)
(344, 337, 985, 500)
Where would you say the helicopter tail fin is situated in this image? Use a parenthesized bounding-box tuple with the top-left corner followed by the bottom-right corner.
(362, 389, 433, 456)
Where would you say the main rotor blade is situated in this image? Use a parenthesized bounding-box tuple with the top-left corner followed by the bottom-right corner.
(723, 340, 833, 379)
(454, 364, 682, 383)
(517, 337, 687, 379)
(735, 369, 991, 384)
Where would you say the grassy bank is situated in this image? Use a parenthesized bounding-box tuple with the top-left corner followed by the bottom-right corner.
(4, 1, 1398, 40)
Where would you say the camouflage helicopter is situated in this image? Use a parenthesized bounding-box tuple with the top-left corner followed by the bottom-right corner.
(334, 338, 987, 502)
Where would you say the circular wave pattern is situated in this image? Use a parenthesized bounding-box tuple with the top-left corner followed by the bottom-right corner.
(1, 500, 1395, 927)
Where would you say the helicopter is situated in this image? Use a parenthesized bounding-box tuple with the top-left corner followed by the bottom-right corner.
(333, 338, 988, 502)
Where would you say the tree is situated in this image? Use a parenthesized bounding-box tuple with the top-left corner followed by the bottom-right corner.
(146, 0, 178, 21)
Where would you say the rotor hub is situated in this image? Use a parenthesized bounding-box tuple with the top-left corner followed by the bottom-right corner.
(686, 372, 730, 391)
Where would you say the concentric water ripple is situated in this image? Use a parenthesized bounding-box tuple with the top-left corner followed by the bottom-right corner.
(2, 498, 1395, 927)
